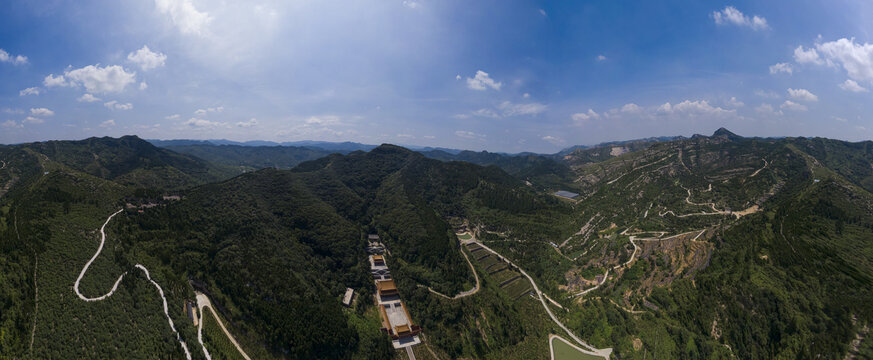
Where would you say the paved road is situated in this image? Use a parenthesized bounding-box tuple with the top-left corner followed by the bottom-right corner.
(74, 210, 192, 360)
(421, 237, 480, 299)
(470, 239, 612, 359)
(196, 291, 252, 360)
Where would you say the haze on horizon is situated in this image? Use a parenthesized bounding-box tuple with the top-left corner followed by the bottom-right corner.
(2, 0, 873, 153)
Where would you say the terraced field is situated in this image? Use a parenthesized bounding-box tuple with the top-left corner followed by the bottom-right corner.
(466, 243, 532, 301)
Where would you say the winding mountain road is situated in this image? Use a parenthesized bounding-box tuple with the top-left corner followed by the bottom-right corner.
(470, 238, 612, 359)
(74, 210, 192, 359)
(420, 238, 480, 300)
(195, 291, 251, 360)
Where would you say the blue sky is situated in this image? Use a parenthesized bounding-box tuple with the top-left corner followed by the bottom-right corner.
(2, 0, 873, 152)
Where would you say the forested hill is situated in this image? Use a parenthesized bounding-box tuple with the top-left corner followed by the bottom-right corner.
(161, 143, 335, 171)
(10, 135, 238, 189)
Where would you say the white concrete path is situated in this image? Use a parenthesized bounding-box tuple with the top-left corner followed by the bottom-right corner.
(74, 210, 192, 359)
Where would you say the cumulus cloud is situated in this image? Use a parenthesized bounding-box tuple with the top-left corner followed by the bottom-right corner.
(769, 62, 793, 75)
(236, 118, 258, 127)
(787, 88, 818, 102)
(183, 118, 227, 128)
(813, 38, 873, 83)
(139, 82, 148, 90)
(154, 0, 212, 35)
(165, 114, 180, 120)
(466, 70, 502, 91)
(539, 9, 547, 16)
(402, 1, 420, 9)
(19, 87, 40, 96)
(127, 46, 167, 70)
(62, 65, 137, 93)
(620, 103, 642, 113)
(99, 119, 116, 128)
(43, 74, 69, 87)
(794, 45, 823, 65)
(23, 116, 45, 124)
(104, 101, 133, 110)
(0, 49, 28, 65)
(571, 109, 600, 124)
(78, 93, 101, 102)
(726, 97, 744, 107)
(712, 6, 769, 31)
(597, 54, 607, 61)
(839, 79, 868, 92)
(30, 108, 54, 117)
(780, 100, 808, 111)
(498, 101, 547, 116)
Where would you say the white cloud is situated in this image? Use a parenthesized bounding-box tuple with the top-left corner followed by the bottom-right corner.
(99, 119, 116, 128)
(466, 70, 502, 91)
(455, 74, 461, 80)
(523, 93, 530, 98)
(597, 54, 607, 61)
(455, 130, 485, 139)
(754, 90, 781, 99)
(236, 118, 258, 127)
(794, 45, 823, 65)
(43, 74, 69, 87)
(402, 1, 420, 9)
(30, 108, 54, 117)
(304, 115, 341, 125)
(194, 106, 224, 116)
(839, 79, 868, 92)
(396, 133, 415, 139)
(498, 101, 547, 116)
(451, 113, 471, 119)
(64, 65, 137, 93)
(471, 108, 500, 118)
(165, 114, 180, 120)
(183, 118, 227, 128)
(658, 100, 734, 116)
(541, 135, 564, 145)
(571, 109, 600, 124)
(781, 100, 808, 111)
(621, 103, 642, 113)
(787, 88, 818, 102)
(538, 9, 547, 16)
(23, 116, 45, 124)
(769, 62, 793, 75)
(1, 120, 20, 128)
(104, 101, 134, 110)
(127, 46, 167, 70)
(78, 93, 102, 102)
(19, 87, 40, 96)
(726, 97, 744, 107)
(756, 103, 783, 116)
(154, 0, 212, 35)
(139, 82, 148, 90)
(712, 6, 769, 31)
(813, 38, 873, 83)
(423, 135, 435, 139)
(0, 49, 28, 65)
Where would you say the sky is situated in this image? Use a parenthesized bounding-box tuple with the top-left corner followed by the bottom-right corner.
(2, 0, 873, 153)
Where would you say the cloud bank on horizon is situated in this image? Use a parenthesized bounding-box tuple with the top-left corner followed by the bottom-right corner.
(1, 0, 872, 152)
